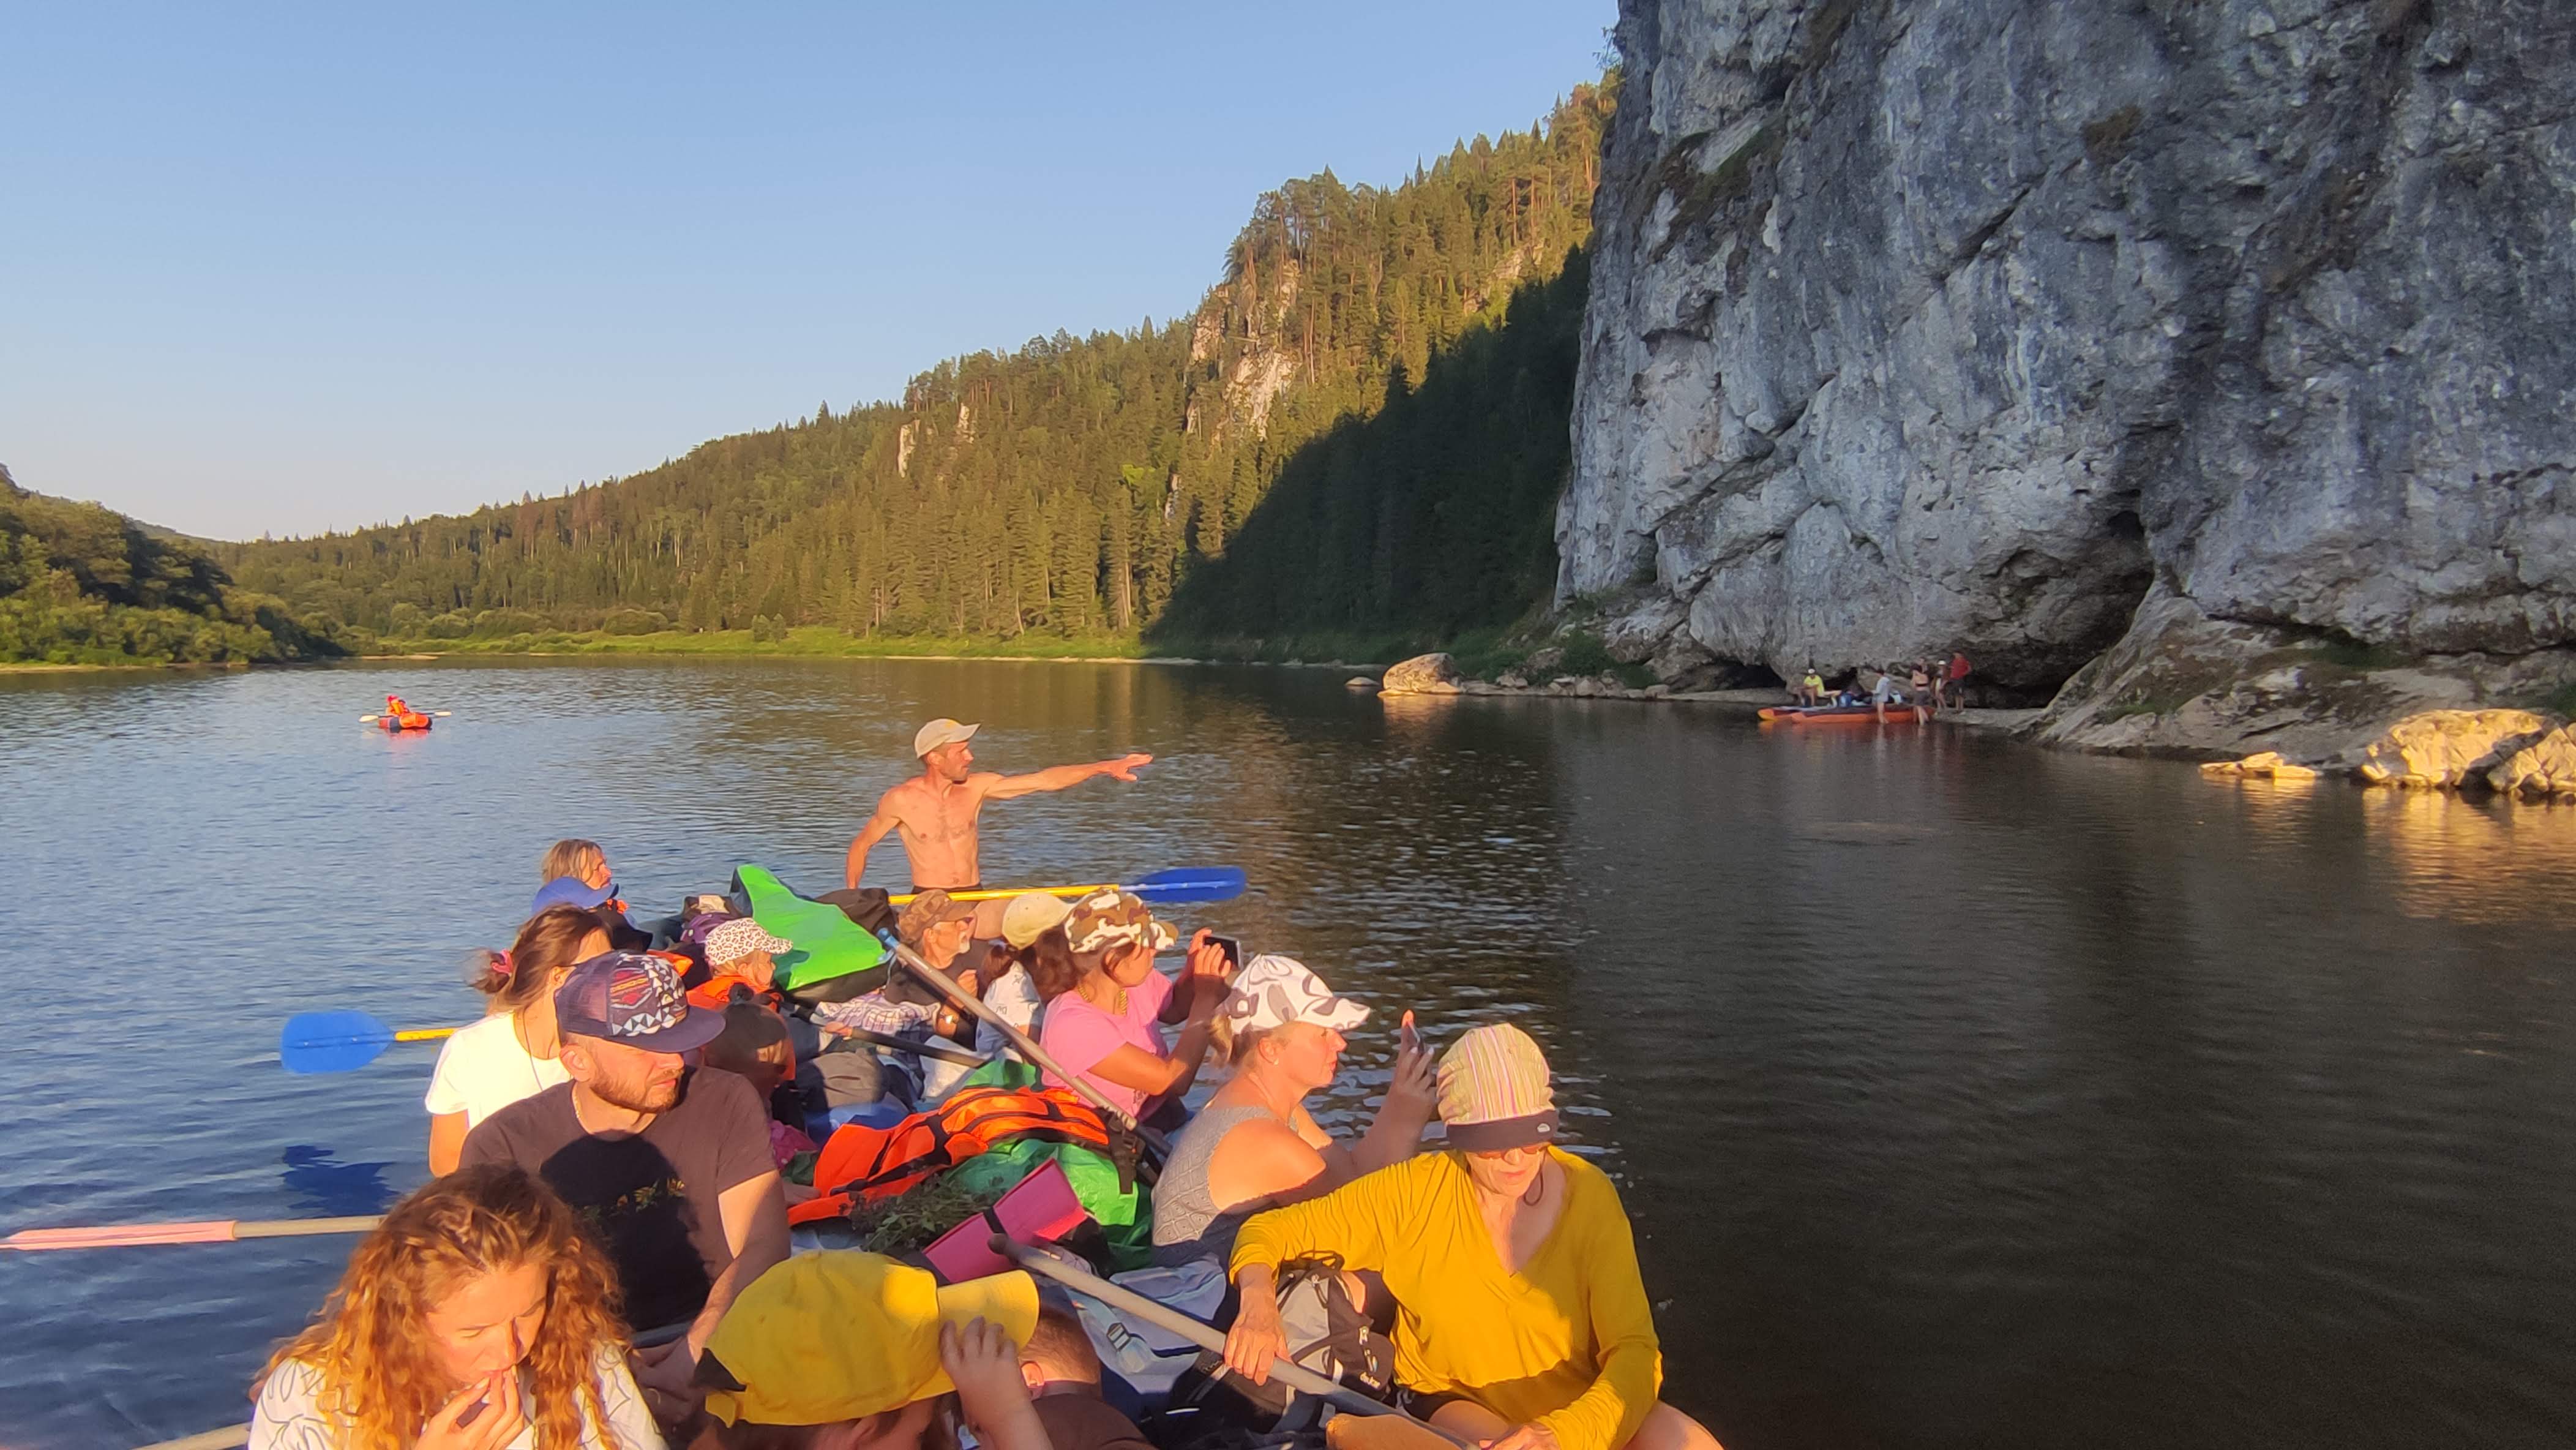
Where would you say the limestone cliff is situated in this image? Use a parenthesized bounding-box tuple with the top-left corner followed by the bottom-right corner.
(1560, 0, 2576, 751)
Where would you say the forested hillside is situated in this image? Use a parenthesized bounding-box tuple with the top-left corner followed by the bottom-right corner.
(220, 81, 1613, 655)
(1, 467, 340, 664)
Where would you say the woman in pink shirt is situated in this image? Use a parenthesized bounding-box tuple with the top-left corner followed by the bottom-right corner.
(1037, 887, 1234, 1125)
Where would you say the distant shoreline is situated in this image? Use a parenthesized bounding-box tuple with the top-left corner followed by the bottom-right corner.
(0, 659, 252, 675)
(361, 649, 1382, 668)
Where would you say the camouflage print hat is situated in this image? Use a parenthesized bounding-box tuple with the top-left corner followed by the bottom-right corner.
(1061, 887, 1176, 956)
(896, 889, 979, 949)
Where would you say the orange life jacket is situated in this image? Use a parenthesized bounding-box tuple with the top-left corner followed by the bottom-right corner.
(687, 975, 781, 1013)
(786, 1083, 1121, 1226)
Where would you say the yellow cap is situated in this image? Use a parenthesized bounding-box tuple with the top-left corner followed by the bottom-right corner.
(700, 1252, 1038, 1427)
(1000, 890, 1074, 949)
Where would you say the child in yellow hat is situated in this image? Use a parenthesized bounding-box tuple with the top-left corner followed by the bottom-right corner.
(697, 1251, 1048, 1450)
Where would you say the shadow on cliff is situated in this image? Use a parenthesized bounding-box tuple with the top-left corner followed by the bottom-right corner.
(1147, 246, 1590, 655)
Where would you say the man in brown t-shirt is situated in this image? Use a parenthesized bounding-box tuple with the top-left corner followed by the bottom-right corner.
(460, 950, 787, 1424)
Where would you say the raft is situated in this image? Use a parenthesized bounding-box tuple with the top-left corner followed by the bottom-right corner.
(1759, 704, 1925, 726)
(377, 713, 432, 732)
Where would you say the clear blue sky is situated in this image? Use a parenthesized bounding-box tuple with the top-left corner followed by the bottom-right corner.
(2, 2, 1613, 541)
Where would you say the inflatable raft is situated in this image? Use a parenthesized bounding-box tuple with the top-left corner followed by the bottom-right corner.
(1759, 704, 1925, 726)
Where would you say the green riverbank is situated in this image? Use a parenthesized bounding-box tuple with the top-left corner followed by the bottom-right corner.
(348, 625, 1410, 668)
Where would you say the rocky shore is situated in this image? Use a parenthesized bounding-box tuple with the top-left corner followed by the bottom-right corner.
(1363, 650, 2045, 734)
(1552, 0, 2576, 757)
(1371, 648, 2572, 801)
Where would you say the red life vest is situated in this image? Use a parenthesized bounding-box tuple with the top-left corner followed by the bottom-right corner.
(785, 1083, 1120, 1226)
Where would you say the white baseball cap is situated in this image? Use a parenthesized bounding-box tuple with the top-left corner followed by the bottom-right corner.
(914, 718, 979, 757)
(1000, 891, 1074, 949)
(1220, 955, 1371, 1035)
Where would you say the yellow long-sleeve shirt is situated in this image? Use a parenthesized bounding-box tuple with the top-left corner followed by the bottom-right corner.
(1230, 1149, 1662, 1450)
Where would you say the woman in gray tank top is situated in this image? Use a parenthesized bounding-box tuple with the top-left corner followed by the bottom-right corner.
(1150, 955, 1436, 1264)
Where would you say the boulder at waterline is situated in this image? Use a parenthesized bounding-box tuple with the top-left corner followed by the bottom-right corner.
(1379, 653, 1464, 696)
(2484, 724, 2576, 800)
(2353, 710, 2553, 789)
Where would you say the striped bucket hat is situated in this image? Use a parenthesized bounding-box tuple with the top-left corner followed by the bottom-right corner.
(1436, 1022, 1558, 1151)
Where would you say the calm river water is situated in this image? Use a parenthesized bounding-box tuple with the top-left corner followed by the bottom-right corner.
(3, 659, 2574, 1449)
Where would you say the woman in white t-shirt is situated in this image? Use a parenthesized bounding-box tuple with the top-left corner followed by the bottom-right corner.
(250, 1163, 661, 1450)
(425, 907, 610, 1174)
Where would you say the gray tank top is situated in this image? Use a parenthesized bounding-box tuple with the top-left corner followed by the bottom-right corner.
(1150, 1102, 1278, 1264)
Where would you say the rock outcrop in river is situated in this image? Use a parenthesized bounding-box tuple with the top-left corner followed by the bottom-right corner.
(1559, 0, 2576, 754)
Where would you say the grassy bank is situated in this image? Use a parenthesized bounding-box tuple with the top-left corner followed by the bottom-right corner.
(368, 626, 1167, 661)
(0, 658, 255, 674)
(356, 622, 1664, 679)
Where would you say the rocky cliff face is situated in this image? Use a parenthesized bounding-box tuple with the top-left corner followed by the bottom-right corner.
(1561, 0, 2576, 750)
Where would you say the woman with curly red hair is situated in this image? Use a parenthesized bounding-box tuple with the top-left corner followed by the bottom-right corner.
(249, 1163, 661, 1450)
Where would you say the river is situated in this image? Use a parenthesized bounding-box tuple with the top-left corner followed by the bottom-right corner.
(2, 658, 2572, 1449)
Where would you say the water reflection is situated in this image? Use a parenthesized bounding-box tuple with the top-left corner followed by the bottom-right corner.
(279, 1146, 397, 1217)
(2, 663, 2572, 1450)
(2359, 787, 2576, 923)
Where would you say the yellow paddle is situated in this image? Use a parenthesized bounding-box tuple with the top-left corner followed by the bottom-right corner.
(888, 866, 1245, 906)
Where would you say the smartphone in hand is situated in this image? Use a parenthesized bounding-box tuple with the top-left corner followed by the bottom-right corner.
(1400, 1009, 1421, 1056)
(1207, 934, 1242, 971)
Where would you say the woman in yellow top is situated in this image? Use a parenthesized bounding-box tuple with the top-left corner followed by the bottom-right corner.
(1222, 1023, 1720, 1450)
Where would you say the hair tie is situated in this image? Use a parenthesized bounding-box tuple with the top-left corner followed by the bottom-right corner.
(491, 950, 515, 979)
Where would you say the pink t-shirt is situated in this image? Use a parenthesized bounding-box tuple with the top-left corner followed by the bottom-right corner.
(1038, 968, 1175, 1119)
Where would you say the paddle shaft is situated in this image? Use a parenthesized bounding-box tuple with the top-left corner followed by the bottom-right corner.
(133, 1427, 248, 1450)
(825, 1022, 988, 1069)
(885, 866, 1243, 907)
(6, 1215, 383, 1252)
(889, 882, 1111, 906)
(993, 1236, 1469, 1444)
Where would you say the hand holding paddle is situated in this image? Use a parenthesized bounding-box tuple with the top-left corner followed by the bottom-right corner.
(992, 1234, 1473, 1449)
(882, 936, 1167, 1155)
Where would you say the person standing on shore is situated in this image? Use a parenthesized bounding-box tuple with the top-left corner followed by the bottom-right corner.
(844, 718, 1153, 904)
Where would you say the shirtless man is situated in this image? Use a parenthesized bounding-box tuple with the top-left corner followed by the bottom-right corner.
(845, 718, 1153, 898)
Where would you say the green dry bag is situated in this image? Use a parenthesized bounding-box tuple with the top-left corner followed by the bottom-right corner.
(730, 863, 888, 993)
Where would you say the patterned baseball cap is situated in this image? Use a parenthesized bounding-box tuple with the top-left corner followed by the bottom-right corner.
(1436, 1022, 1559, 1152)
(1061, 887, 1176, 956)
(1221, 955, 1369, 1034)
(554, 951, 724, 1053)
(705, 916, 792, 967)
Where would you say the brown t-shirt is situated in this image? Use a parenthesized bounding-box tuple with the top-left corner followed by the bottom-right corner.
(1032, 1394, 1153, 1450)
(459, 1070, 773, 1332)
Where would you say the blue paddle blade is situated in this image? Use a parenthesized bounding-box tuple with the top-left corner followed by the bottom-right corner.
(279, 1011, 397, 1075)
(1122, 866, 1248, 904)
